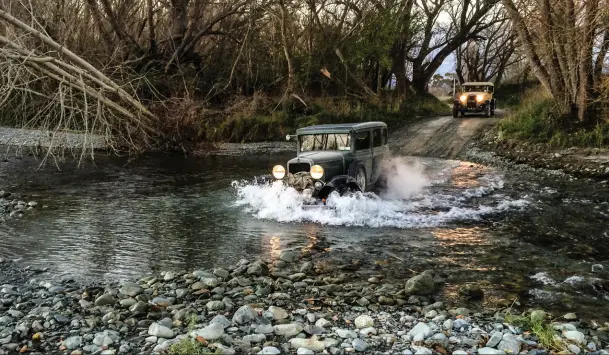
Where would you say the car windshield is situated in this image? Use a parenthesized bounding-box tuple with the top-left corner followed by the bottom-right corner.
(462, 85, 491, 93)
(300, 134, 351, 152)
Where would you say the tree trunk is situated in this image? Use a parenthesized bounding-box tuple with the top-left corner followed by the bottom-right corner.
(278, 0, 295, 102)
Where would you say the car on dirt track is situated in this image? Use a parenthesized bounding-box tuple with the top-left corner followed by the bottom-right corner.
(453, 81, 497, 118)
(265, 122, 389, 204)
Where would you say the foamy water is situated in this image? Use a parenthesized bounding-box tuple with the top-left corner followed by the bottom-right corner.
(233, 158, 529, 228)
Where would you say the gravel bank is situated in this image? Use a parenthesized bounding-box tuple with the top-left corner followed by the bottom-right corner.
(0, 127, 107, 150)
(0, 254, 607, 355)
(0, 190, 40, 222)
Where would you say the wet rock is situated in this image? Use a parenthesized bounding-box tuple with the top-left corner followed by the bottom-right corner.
(352, 338, 368, 352)
(247, 261, 269, 276)
(95, 294, 115, 306)
(497, 333, 520, 354)
(486, 331, 503, 347)
(592, 264, 604, 273)
(404, 271, 435, 295)
(148, 323, 174, 338)
(206, 300, 225, 311)
(408, 322, 432, 339)
(163, 271, 176, 281)
(213, 268, 230, 279)
(274, 323, 304, 337)
(268, 306, 289, 320)
(289, 337, 325, 351)
(563, 330, 585, 344)
(129, 302, 148, 314)
(258, 346, 281, 354)
(61, 336, 83, 351)
(191, 323, 224, 340)
(119, 283, 143, 297)
(478, 347, 507, 354)
(233, 305, 257, 325)
(279, 251, 299, 263)
(354, 315, 374, 329)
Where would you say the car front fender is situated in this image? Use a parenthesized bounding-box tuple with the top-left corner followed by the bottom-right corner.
(315, 175, 360, 199)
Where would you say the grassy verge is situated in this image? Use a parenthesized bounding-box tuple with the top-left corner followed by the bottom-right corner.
(161, 92, 450, 145)
(503, 311, 567, 352)
(497, 87, 609, 148)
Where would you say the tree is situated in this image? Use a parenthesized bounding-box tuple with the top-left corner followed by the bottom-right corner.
(502, 0, 608, 122)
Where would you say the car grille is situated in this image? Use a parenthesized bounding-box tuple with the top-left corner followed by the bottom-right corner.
(288, 162, 310, 174)
(467, 95, 477, 108)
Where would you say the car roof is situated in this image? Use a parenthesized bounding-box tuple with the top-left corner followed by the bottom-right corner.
(462, 81, 494, 86)
(296, 122, 387, 135)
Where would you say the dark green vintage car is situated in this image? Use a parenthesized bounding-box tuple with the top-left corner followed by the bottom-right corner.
(269, 122, 389, 202)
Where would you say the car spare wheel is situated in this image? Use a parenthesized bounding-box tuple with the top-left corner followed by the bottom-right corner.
(347, 161, 367, 192)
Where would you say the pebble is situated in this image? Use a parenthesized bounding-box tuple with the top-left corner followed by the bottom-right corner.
(191, 323, 224, 340)
(258, 347, 281, 354)
(354, 315, 374, 329)
(352, 338, 368, 352)
(289, 337, 326, 351)
(268, 306, 289, 320)
(274, 323, 304, 337)
(563, 330, 585, 344)
(147, 323, 174, 338)
(478, 348, 507, 355)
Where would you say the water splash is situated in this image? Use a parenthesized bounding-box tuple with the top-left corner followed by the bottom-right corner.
(233, 162, 529, 228)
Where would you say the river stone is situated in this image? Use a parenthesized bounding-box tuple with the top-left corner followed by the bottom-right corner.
(300, 262, 313, 273)
(148, 323, 174, 338)
(213, 268, 230, 279)
(297, 348, 314, 355)
(151, 296, 173, 307)
(95, 294, 115, 306)
(486, 331, 503, 347)
(258, 346, 281, 354)
(268, 306, 289, 320)
(119, 283, 143, 297)
(274, 323, 304, 337)
(315, 318, 331, 328)
(163, 271, 176, 281)
(247, 261, 269, 276)
(478, 348, 506, 355)
(354, 315, 374, 329)
(411, 346, 433, 355)
(497, 333, 520, 354)
(564, 313, 578, 320)
(210, 315, 231, 329)
(290, 337, 325, 351)
(191, 282, 205, 290)
(243, 334, 267, 343)
(62, 336, 82, 350)
(256, 324, 274, 334)
(352, 338, 369, 352)
(0, 316, 12, 325)
(206, 300, 225, 311)
(233, 305, 257, 324)
(93, 334, 114, 347)
(279, 251, 299, 263)
(201, 277, 219, 288)
(443, 319, 453, 330)
(567, 344, 581, 354)
(563, 330, 585, 344)
(119, 298, 137, 308)
(404, 271, 435, 295)
(130, 301, 148, 314)
(191, 323, 224, 340)
(408, 322, 432, 339)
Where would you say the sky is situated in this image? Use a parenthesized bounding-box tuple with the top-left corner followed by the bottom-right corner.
(436, 53, 456, 76)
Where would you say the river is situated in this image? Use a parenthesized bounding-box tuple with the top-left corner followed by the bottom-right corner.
(1, 150, 608, 320)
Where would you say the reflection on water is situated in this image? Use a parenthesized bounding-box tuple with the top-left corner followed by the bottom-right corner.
(1, 153, 609, 320)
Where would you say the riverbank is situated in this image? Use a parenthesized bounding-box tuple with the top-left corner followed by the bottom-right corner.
(0, 254, 607, 355)
(472, 127, 609, 181)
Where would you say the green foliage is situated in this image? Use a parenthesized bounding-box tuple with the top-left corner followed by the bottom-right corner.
(499, 87, 609, 148)
(193, 93, 449, 143)
(503, 312, 566, 352)
(167, 315, 223, 355)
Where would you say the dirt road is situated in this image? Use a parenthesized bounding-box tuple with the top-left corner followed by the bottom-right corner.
(390, 111, 502, 159)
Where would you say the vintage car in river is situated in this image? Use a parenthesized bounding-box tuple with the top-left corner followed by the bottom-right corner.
(267, 122, 389, 203)
(453, 81, 497, 118)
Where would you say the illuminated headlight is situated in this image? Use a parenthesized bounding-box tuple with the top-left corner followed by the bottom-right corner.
(314, 181, 324, 190)
(272, 165, 285, 179)
(460, 95, 467, 102)
(310, 165, 324, 180)
(476, 94, 484, 102)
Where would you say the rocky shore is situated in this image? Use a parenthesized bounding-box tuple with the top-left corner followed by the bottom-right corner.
(473, 128, 609, 181)
(0, 191, 40, 220)
(0, 254, 607, 355)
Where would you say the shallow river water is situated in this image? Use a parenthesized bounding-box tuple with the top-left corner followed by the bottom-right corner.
(1, 151, 609, 320)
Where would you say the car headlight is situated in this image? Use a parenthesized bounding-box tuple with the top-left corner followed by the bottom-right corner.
(310, 165, 324, 180)
(476, 94, 484, 102)
(272, 165, 285, 179)
(314, 181, 324, 190)
(460, 95, 467, 102)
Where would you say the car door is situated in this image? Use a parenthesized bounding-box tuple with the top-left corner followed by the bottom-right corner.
(371, 128, 384, 183)
(353, 130, 372, 182)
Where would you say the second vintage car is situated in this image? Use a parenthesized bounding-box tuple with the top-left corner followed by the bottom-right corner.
(453, 81, 497, 118)
(267, 122, 389, 204)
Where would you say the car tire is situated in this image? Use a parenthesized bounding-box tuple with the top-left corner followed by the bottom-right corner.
(347, 161, 367, 192)
(484, 105, 491, 118)
(452, 108, 459, 118)
(491, 100, 496, 116)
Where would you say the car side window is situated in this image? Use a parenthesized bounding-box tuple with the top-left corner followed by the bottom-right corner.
(355, 131, 370, 151)
(382, 128, 387, 145)
(372, 129, 382, 147)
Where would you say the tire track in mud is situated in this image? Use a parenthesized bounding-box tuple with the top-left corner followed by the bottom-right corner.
(390, 111, 502, 159)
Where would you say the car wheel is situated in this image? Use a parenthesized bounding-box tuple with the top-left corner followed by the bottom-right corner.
(484, 105, 491, 118)
(452, 108, 458, 118)
(347, 161, 367, 192)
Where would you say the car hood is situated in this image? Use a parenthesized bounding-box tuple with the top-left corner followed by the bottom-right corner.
(290, 151, 348, 164)
(460, 91, 489, 97)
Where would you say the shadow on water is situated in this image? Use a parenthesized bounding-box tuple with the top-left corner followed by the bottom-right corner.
(1, 150, 609, 321)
